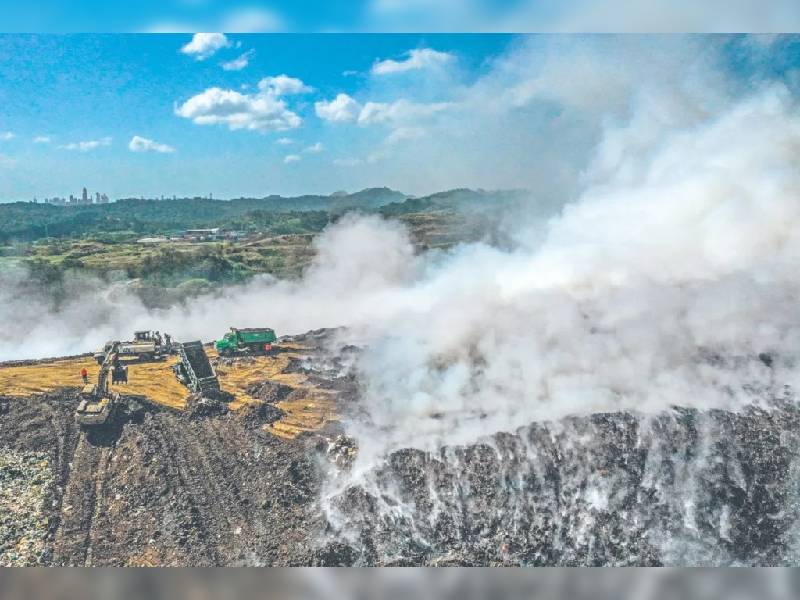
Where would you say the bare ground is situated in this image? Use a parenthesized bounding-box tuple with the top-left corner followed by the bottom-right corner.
(0, 390, 334, 566)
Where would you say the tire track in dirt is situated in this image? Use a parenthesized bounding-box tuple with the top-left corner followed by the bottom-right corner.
(51, 433, 107, 565)
(141, 414, 221, 565)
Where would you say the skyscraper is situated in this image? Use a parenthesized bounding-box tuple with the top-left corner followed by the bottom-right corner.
(82, 187, 88, 203)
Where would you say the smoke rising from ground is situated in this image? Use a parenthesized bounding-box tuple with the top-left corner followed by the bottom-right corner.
(2, 43, 800, 479)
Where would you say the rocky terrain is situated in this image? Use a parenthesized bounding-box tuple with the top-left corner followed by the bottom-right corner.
(2, 333, 800, 565)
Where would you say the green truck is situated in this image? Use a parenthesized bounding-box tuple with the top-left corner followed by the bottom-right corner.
(215, 327, 278, 356)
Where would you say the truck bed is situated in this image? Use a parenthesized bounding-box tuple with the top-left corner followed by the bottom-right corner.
(182, 342, 214, 379)
(232, 328, 276, 343)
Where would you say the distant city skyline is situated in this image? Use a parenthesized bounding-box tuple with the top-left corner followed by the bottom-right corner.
(1, 34, 799, 203)
(38, 185, 109, 206)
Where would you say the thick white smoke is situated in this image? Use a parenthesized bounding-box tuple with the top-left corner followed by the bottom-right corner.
(2, 69, 800, 481)
(339, 83, 800, 471)
(0, 215, 421, 361)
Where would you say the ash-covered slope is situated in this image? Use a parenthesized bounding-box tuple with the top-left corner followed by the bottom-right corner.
(321, 398, 800, 566)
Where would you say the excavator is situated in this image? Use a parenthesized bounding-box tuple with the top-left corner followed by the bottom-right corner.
(75, 341, 125, 428)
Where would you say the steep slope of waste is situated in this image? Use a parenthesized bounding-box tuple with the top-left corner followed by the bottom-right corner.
(319, 351, 800, 566)
(320, 399, 800, 566)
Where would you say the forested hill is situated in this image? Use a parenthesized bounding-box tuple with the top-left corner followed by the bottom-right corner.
(0, 188, 530, 243)
(0, 188, 406, 243)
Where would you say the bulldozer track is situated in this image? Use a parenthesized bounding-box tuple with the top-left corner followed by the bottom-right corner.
(52, 432, 114, 566)
(141, 415, 221, 565)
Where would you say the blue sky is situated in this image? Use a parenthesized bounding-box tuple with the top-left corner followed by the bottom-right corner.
(0, 34, 798, 201)
(0, 34, 513, 199)
(1, 1, 798, 32)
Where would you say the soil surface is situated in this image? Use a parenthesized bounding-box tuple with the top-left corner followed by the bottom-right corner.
(0, 330, 355, 566)
(0, 389, 333, 566)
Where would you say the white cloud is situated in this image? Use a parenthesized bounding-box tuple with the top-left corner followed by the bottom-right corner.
(128, 135, 176, 154)
(257, 74, 312, 96)
(303, 142, 324, 154)
(0, 132, 15, 141)
(357, 100, 452, 126)
(276, 137, 294, 145)
(144, 22, 200, 33)
(315, 93, 362, 123)
(222, 49, 255, 72)
(175, 86, 302, 132)
(367, 0, 800, 32)
(284, 154, 301, 164)
(372, 48, 455, 75)
(316, 93, 452, 129)
(33, 136, 51, 144)
(180, 33, 231, 60)
(58, 137, 112, 152)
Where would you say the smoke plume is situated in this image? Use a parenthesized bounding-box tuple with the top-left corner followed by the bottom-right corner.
(2, 44, 800, 481)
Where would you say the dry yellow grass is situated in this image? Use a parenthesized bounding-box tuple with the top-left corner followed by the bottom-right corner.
(0, 356, 99, 397)
(0, 355, 188, 409)
(0, 340, 341, 439)
(210, 342, 341, 438)
(122, 356, 187, 409)
(208, 348, 297, 410)
(268, 389, 339, 440)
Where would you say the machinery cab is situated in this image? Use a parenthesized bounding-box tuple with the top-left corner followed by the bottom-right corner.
(75, 395, 115, 427)
(134, 330, 163, 346)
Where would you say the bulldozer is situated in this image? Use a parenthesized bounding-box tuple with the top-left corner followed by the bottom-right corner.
(76, 342, 123, 428)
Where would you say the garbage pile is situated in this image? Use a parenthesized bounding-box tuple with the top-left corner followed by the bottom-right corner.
(0, 450, 53, 566)
(320, 401, 800, 566)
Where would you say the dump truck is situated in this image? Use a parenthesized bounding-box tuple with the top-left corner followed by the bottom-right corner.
(76, 342, 122, 428)
(94, 330, 175, 364)
(173, 341, 221, 396)
(215, 327, 277, 356)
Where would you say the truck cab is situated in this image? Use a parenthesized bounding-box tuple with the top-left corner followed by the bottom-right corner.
(215, 327, 277, 356)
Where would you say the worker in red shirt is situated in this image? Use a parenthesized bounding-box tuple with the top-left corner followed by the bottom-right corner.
(80, 367, 88, 384)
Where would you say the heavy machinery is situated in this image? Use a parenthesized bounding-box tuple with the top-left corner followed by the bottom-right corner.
(76, 342, 122, 428)
(215, 327, 277, 356)
(173, 341, 221, 396)
(94, 330, 175, 364)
